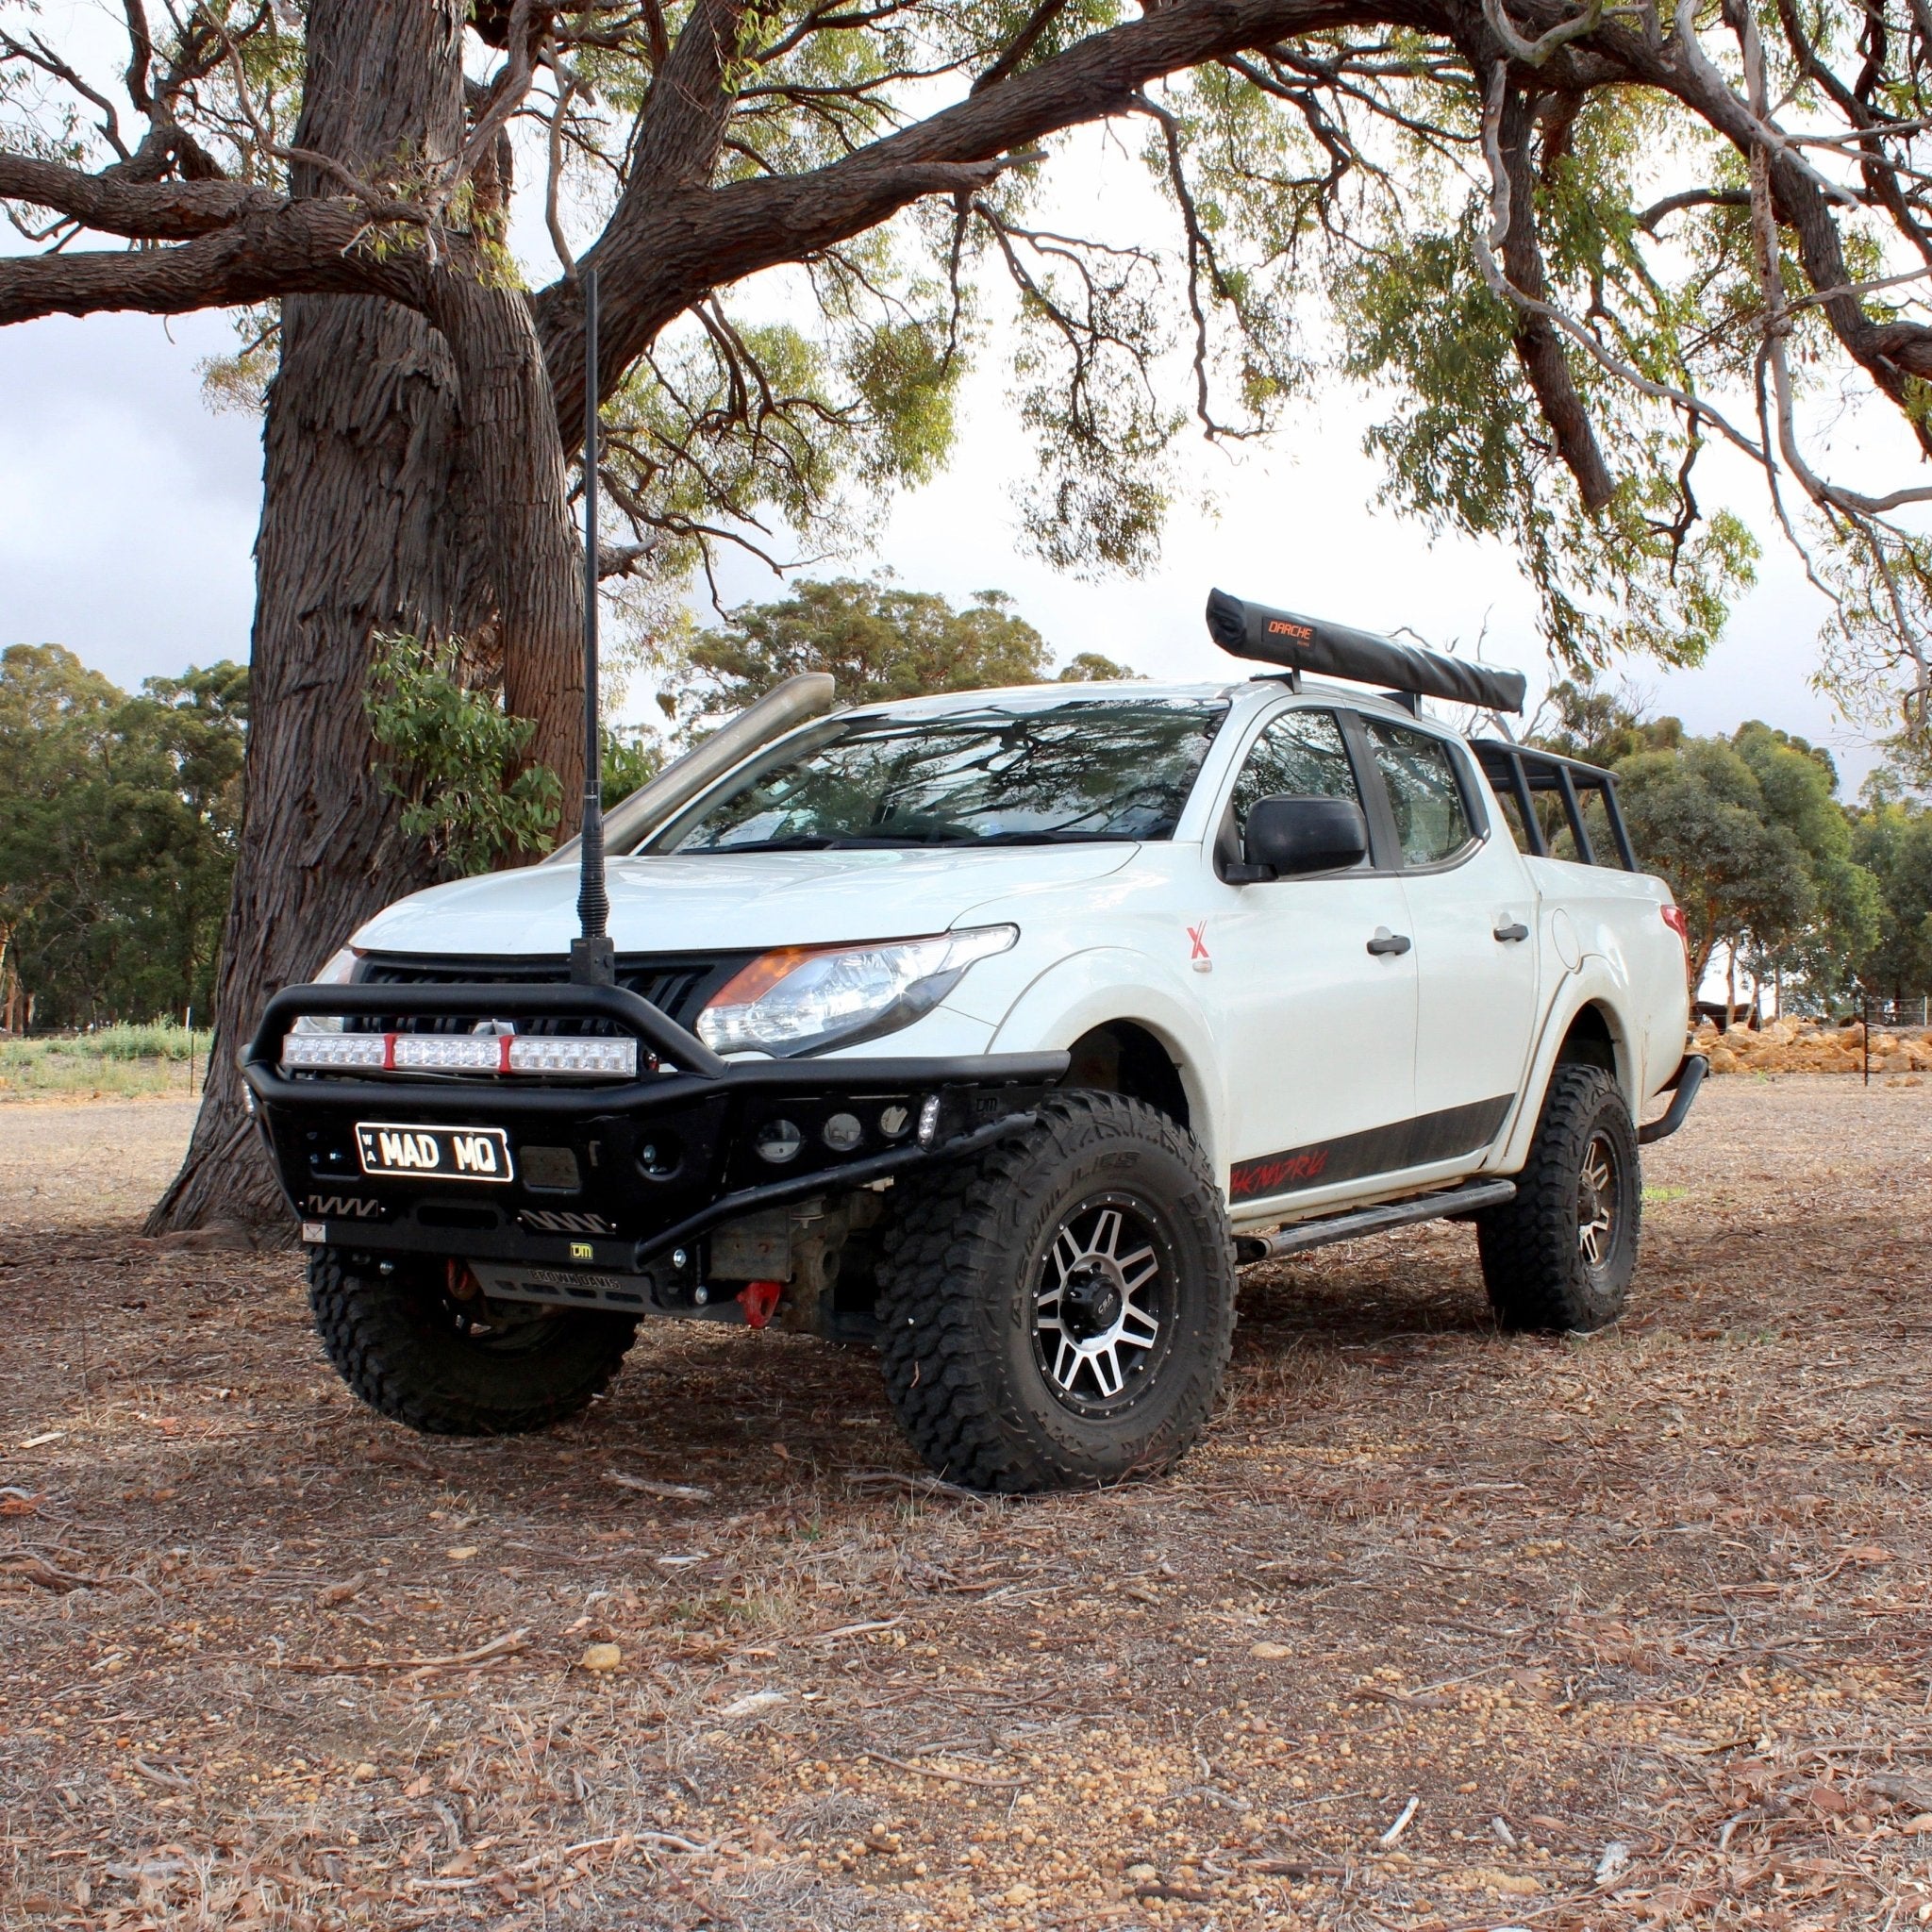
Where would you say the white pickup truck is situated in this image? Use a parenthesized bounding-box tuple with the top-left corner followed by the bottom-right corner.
(246, 591, 1704, 1492)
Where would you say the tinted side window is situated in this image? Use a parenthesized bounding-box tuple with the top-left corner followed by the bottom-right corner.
(1363, 720, 1475, 866)
(1229, 708, 1363, 836)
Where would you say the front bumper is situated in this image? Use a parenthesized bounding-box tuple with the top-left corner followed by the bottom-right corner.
(242, 978, 1065, 1301)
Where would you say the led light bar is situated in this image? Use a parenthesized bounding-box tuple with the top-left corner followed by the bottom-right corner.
(507, 1037, 637, 1075)
(397, 1036, 504, 1072)
(282, 1031, 639, 1078)
(282, 1034, 386, 1070)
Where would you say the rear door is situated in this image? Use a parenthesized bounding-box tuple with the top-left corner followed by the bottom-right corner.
(1205, 704, 1420, 1214)
(1355, 714, 1540, 1148)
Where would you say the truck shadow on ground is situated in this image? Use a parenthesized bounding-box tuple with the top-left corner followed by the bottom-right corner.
(592, 1226, 1507, 1481)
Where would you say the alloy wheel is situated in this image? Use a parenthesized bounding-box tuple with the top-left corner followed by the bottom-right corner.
(1031, 1194, 1174, 1415)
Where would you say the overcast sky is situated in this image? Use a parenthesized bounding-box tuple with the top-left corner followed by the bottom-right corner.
(0, 293, 1880, 792)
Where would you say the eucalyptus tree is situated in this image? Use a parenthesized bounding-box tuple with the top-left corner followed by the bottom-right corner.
(8, 0, 1932, 1223)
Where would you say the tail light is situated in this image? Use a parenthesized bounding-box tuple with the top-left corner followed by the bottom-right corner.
(1660, 905, 1691, 981)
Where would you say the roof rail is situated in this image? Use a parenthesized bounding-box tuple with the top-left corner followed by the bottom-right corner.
(1205, 588, 1527, 715)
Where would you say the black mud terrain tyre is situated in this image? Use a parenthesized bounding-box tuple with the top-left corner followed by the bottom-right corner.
(308, 1249, 639, 1435)
(1477, 1064, 1640, 1332)
(876, 1091, 1237, 1493)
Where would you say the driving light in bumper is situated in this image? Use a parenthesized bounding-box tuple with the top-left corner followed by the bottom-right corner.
(696, 926, 1018, 1058)
(281, 1032, 640, 1077)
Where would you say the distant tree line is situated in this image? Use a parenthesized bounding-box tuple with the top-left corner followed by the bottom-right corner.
(667, 578, 1133, 726)
(1535, 686, 1932, 1016)
(0, 646, 246, 1033)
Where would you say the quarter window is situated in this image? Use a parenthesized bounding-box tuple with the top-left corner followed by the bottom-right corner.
(1363, 720, 1476, 867)
(1228, 708, 1365, 838)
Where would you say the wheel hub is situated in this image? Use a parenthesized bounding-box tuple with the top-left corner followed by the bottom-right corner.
(1060, 1265, 1124, 1338)
(1032, 1198, 1170, 1412)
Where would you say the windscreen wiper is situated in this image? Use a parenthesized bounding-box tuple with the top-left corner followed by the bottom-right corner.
(696, 835, 836, 853)
(968, 829, 1141, 845)
(824, 830, 1140, 848)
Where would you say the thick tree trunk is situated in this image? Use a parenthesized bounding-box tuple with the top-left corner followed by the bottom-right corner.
(147, 0, 581, 1233)
(438, 277, 582, 783)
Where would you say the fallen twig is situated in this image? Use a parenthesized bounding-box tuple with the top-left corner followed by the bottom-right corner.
(604, 1472, 715, 1502)
(275, 1627, 529, 1674)
(2, 1553, 102, 1591)
(810, 1617, 905, 1643)
(1378, 1794, 1420, 1845)
(846, 1470, 993, 1505)
(858, 1749, 1023, 1789)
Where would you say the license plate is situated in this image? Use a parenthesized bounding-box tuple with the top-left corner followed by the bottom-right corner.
(355, 1122, 514, 1184)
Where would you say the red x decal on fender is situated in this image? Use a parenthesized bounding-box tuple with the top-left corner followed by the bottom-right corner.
(1186, 924, 1210, 963)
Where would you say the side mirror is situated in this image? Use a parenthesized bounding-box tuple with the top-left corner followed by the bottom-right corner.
(1242, 794, 1370, 877)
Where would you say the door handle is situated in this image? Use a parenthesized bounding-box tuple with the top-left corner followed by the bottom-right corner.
(1366, 927, 1412, 957)
(1493, 922, 1530, 943)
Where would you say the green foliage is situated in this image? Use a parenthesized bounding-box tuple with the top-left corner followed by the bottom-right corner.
(0, 1029, 206, 1100)
(363, 635, 561, 877)
(68, 1019, 205, 1059)
(22, 0, 1932, 740)
(1058, 651, 1137, 681)
(1614, 737, 1817, 989)
(1730, 722, 1883, 1005)
(0, 645, 246, 1030)
(1850, 772, 1932, 999)
(601, 726, 666, 808)
(1541, 683, 1886, 1007)
(1537, 679, 1684, 766)
(675, 577, 1122, 719)
(1337, 220, 1758, 675)
(602, 308, 964, 589)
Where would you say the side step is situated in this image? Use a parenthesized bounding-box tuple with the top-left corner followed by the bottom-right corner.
(1233, 1178, 1518, 1266)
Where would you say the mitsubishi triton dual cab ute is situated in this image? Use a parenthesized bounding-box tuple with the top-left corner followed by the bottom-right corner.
(243, 590, 1705, 1493)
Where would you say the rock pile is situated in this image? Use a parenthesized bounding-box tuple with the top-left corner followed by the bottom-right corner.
(1695, 1017, 1932, 1075)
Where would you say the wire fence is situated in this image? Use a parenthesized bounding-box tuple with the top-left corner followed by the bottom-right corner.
(1861, 995, 1932, 1086)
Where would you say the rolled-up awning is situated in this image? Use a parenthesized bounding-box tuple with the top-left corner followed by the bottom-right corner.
(1206, 587, 1527, 714)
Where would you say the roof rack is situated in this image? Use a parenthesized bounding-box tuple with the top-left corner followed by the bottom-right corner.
(1205, 588, 1528, 715)
(1470, 738, 1637, 871)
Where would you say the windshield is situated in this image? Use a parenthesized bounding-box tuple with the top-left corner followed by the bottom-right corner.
(649, 697, 1227, 854)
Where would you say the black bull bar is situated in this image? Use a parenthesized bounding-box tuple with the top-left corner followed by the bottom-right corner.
(242, 979, 1068, 1276)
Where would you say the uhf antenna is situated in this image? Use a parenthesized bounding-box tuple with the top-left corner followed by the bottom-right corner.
(570, 266, 616, 987)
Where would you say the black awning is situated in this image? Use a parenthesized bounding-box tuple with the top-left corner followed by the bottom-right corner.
(1206, 588, 1527, 715)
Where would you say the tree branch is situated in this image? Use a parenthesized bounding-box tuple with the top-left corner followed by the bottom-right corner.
(540, 0, 1366, 424)
(0, 152, 275, 240)
(973, 0, 1072, 93)
(0, 197, 426, 327)
(1637, 184, 1751, 230)
(1489, 73, 1616, 510)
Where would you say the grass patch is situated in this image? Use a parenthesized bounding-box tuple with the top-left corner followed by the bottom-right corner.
(0, 1026, 206, 1099)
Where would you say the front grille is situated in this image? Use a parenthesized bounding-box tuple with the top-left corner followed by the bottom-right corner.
(348, 952, 751, 1037)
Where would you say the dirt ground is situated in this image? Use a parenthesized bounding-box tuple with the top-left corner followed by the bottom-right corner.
(3, 1078, 1930, 1931)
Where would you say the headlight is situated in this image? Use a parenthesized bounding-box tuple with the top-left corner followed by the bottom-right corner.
(290, 944, 364, 1034)
(696, 926, 1017, 1058)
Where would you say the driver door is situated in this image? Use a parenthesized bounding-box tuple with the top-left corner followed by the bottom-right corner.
(1201, 705, 1419, 1215)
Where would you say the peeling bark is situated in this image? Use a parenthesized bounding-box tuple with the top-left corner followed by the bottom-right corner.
(147, 0, 581, 1231)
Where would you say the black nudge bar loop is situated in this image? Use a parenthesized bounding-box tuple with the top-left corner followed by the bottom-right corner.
(246, 979, 728, 1082)
(1206, 588, 1528, 715)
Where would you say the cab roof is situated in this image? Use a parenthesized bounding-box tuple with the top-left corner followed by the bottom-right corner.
(837, 676, 1462, 730)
